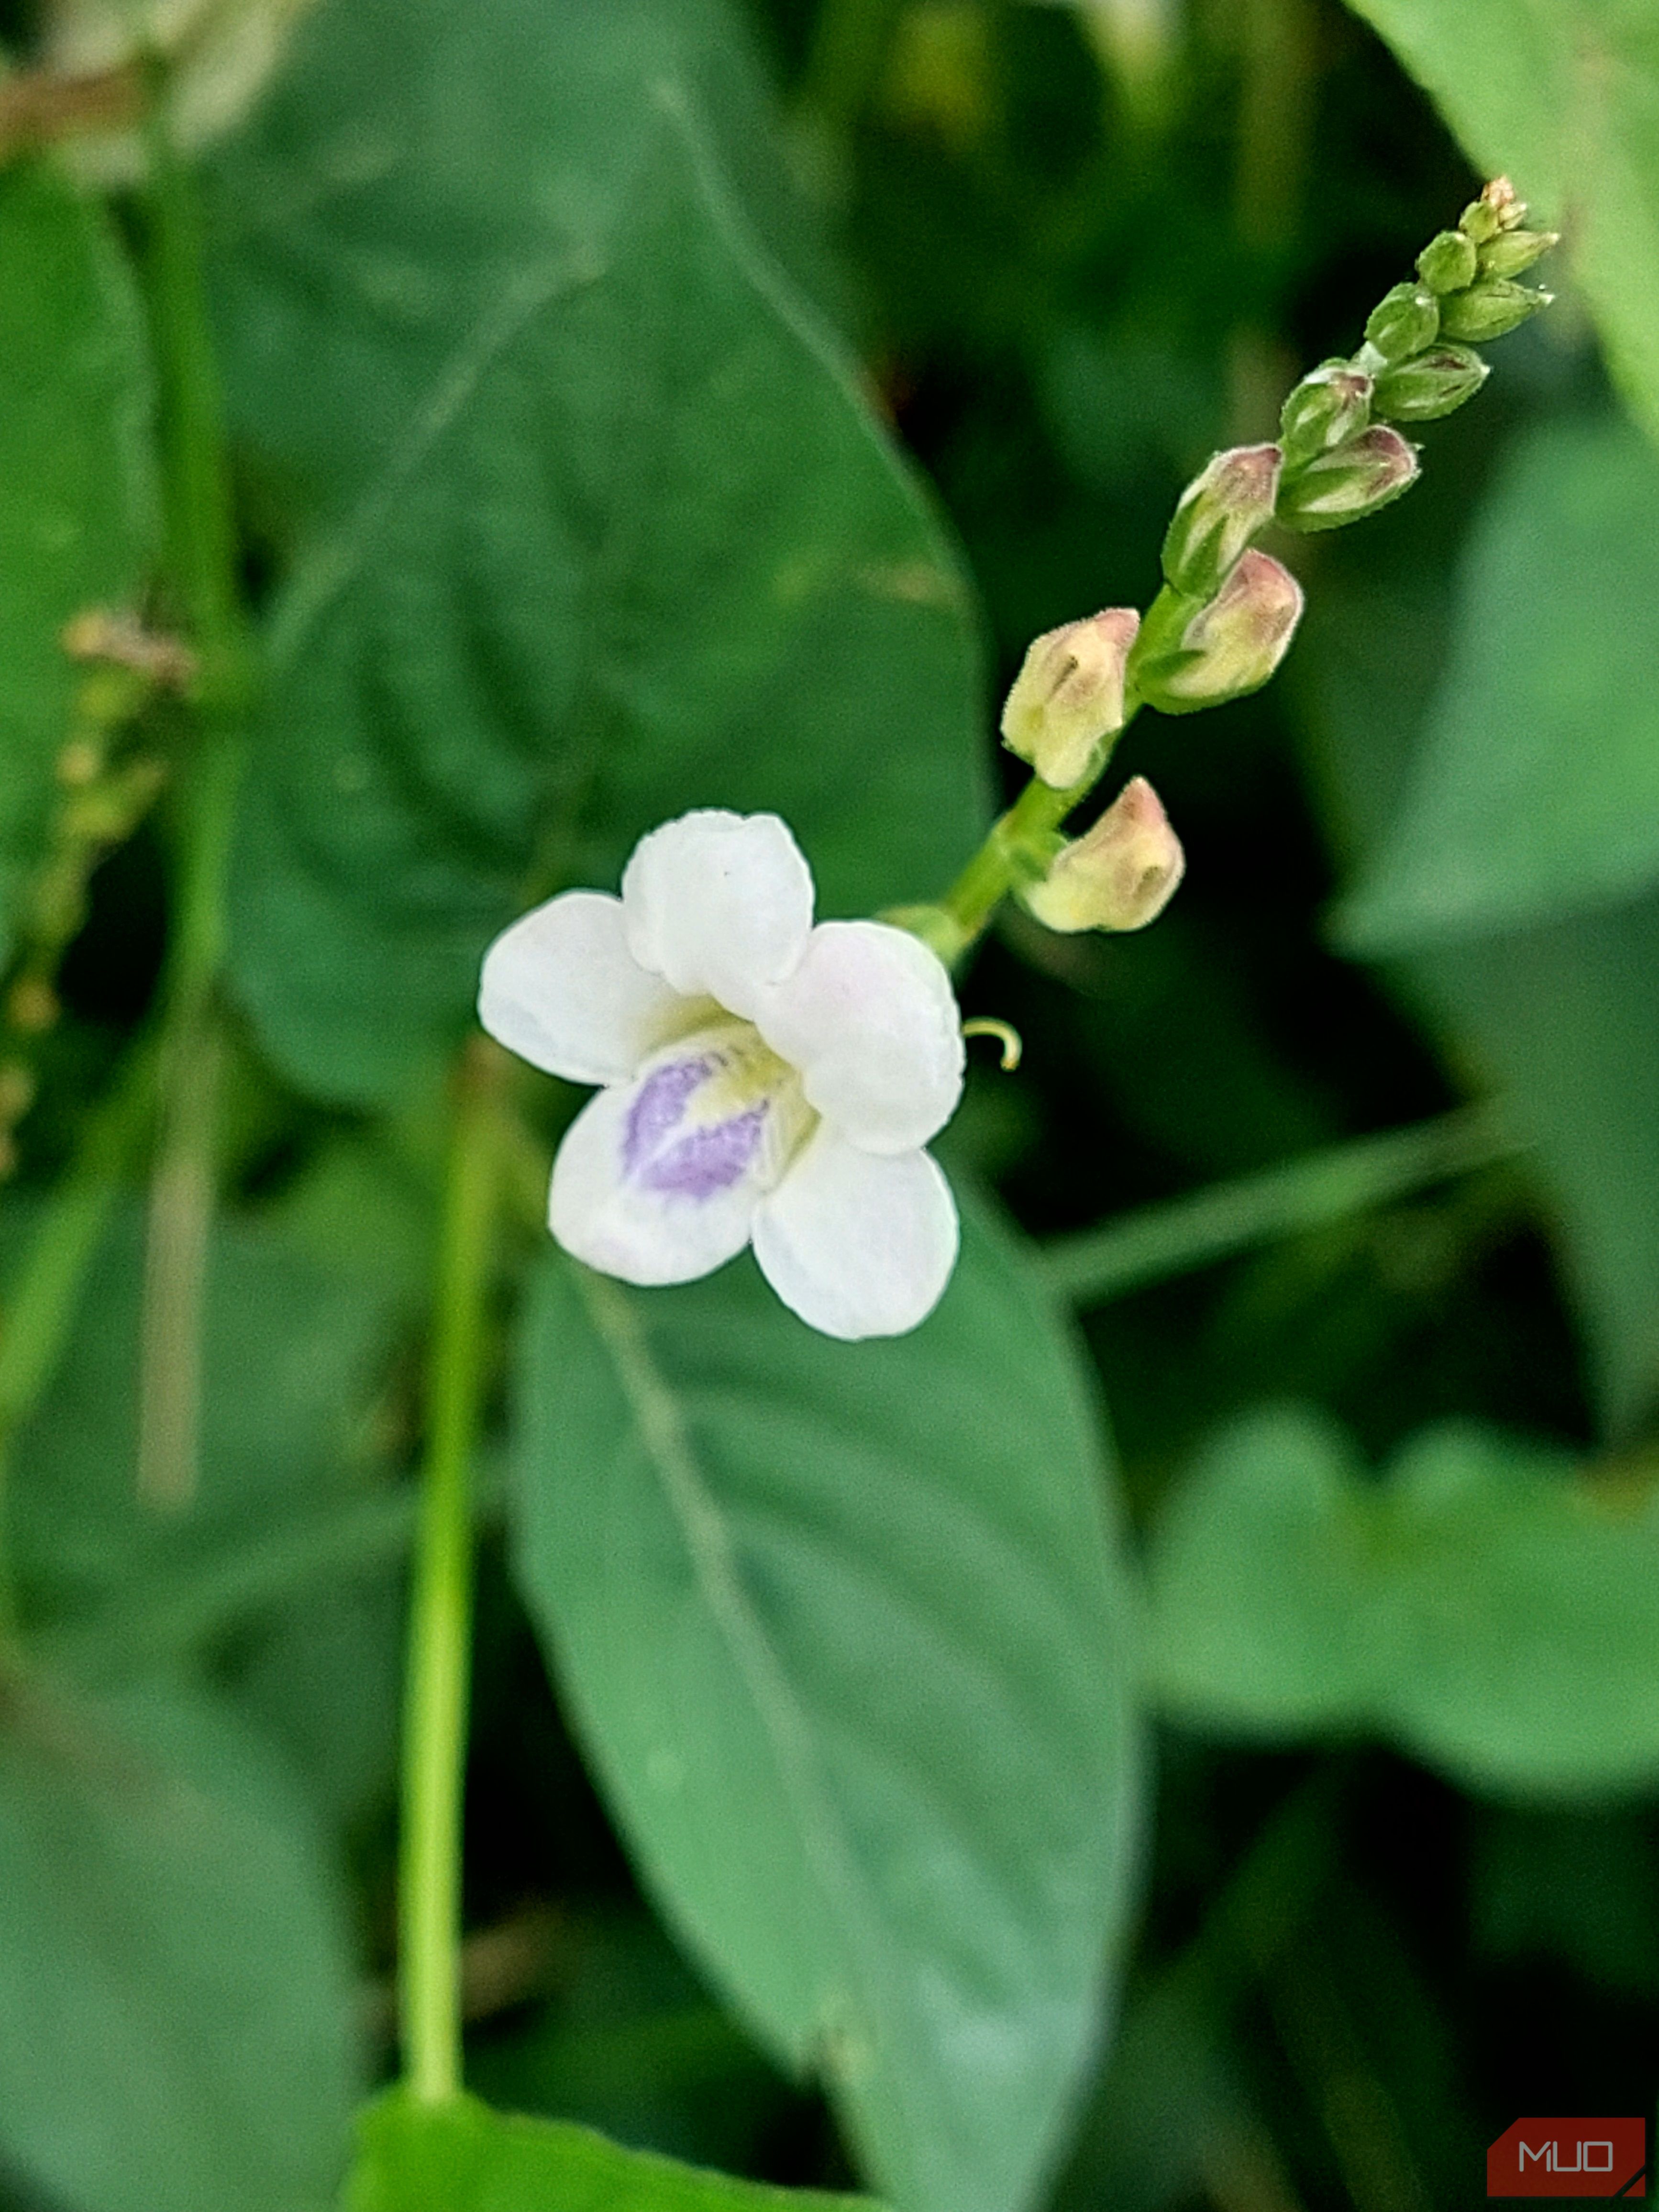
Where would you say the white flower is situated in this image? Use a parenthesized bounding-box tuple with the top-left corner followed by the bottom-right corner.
(478, 810, 966, 1340)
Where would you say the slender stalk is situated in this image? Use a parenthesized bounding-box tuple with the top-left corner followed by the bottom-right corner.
(399, 1038, 502, 2104)
(141, 65, 246, 699)
(1039, 1106, 1520, 1309)
(935, 709, 1143, 958)
(135, 66, 252, 1510)
(0, 1045, 156, 1641)
(1228, 0, 1319, 440)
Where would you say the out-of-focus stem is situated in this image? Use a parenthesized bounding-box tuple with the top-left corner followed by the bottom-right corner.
(1228, 0, 1319, 440)
(400, 1037, 503, 2104)
(134, 64, 251, 1511)
(1040, 1106, 1520, 1306)
(0, 1042, 155, 1644)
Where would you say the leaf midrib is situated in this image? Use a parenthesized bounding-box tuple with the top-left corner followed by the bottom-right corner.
(573, 1262, 935, 2181)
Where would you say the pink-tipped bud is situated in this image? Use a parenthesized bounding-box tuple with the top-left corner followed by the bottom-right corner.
(1160, 444, 1281, 598)
(1461, 176, 1527, 244)
(1280, 364, 1373, 469)
(1135, 552, 1304, 714)
(1000, 607, 1140, 788)
(1276, 424, 1420, 532)
(1021, 776, 1185, 933)
(1373, 343, 1489, 423)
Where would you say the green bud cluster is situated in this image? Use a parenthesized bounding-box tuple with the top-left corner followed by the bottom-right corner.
(1272, 176, 1556, 536)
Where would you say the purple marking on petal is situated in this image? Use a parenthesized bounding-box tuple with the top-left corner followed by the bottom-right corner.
(624, 1057, 710, 1176)
(641, 1106, 768, 1198)
(623, 1054, 770, 1200)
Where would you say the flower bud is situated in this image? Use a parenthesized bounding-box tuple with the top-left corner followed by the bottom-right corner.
(1372, 342, 1490, 422)
(1279, 363, 1373, 469)
(1160, 444, 1281, 598)
(1020, 777, 1185, 933)
(1276, 424, 1419, 532)
(1133, 553, 1303, 714)
(1460, 176, 1527, 244)
(1477, 227, 1559, 279)
(1416, 228, 1479, 294)
(1363, 283, 1439, 365)
(1437, 279, 1553, 343)
(1000, 608, 1140, 789)
(44, 0, 317, 181)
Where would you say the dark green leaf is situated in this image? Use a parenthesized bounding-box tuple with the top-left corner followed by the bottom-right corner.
(205, 0, 832, 528)
(0, 160, 155, 966)
(1405, 899, 1659, 1431)
(0, 1681, 359, 2212)
(1148, 1403, 1659, 1796)
(511, 1199, 1141, 2212)
(1337, 417, 1659, 953)
(10, 1205, 403, 1651)
(342, 2089, 868, 2212)
(1338, 0, 1659, 440)
(226, 112, 985, 1104)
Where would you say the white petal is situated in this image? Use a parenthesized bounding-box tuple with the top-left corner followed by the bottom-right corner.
(752, 1127, 959, 1339)
(478, 891, 691, 1084)
(620, 810, 815, 1018)
(753, 920, 965, 1154)
(548, 1043, 802, 1287)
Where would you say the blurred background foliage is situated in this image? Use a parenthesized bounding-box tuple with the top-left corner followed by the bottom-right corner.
(0, 0, 1657, 2206)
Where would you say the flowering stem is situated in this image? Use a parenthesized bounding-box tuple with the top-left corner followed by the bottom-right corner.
(135, 66, 253, 1509)
(399, 1037, 503, 2104)
(935, 704, 1145, 957)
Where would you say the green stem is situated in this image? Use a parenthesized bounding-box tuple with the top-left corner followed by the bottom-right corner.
(400, 1039, 502, 2104)
(935, 706, 1143, 958)
(135, 63, 252, 1510)
(0, 1043, 156, 1642)
(141, 63, 246, 697)
(1039, 1106, 1520, 1308)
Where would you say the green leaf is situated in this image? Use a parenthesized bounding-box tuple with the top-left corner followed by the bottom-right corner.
(342, 2088, 868, 2212)
(1405, 900, 1659, 1432)
(0, 159, 155, 966)
(0, 1680, 360, 2212)
(1337, 0, 1659, 442)
(10, 1204, 403, 1653)
(510, 1200, 1141, 2212)
(1148, 1403, 1659, 1796)
(205, 0, 833, 529)
(1310, 416, 1659, 1429)
(226, 109, 985, 1105)
(1336, 417, 1659, 954)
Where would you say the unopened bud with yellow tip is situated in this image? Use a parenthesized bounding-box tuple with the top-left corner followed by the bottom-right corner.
(1001, 608, 1140, 788)
(1132, 552, 1304, 715)
(1020, 777, 1185, 933)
